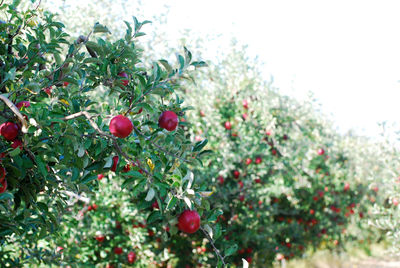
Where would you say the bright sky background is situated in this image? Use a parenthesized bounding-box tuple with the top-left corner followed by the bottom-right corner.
(134, 0, 400, 139)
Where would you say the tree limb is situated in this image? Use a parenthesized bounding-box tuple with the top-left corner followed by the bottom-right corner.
(200, 226, 226, 267)
(0, 94, 28, 133)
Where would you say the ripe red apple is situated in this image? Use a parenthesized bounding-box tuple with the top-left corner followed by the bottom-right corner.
(123, 163, 132, 173)
(0, 179, 7, 193)
(158, 111, 179, 131)
(97, 174, 104, 180)
(63, 81, 69, 87)
(312, 196, 318, 201)
(11, 140, 22, 150)
(177, 210, 200, 234)
(266, 131, 271, 136)
(245, 158, 252, 165)
(118, 72, 129, 86)
(255, 157, 262, 164)
(218, 176, 224, 184)
(92, 203, 98, 210)
(317, 148, 325, 155)
(0, 122, 19, 141)
(238, 181, 244, 188)
(239, 195, 245, 202)
(233, 170, 240, 179)
(271, 149, 277, 156)
(111, 156, 119, 172)
(0, 166, 6, 182)
(254, 178, 261, 183)
(224, 121, 232, 130)
(372, 186, 379, 192)
(242, 113, 248, 120)
(15, 101, 30, 110)
(95, 235, 105, 242)
(200, 110, 205, 117)
(245, 257, 252, 264)
(310, 209, 315, 215)
(109, 115, 133, 138)
(152, 200, 159, 209)
(343, 182, 350, 191)
(242, 99, 249, 109)
(114, 247, 123, 255)
(283, 134, 288, 140)
(127, 251, 136, 264)
(43, 86, 52, 96)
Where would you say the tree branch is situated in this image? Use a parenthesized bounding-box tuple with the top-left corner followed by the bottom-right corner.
(200, 226, 226, 267)
(0, 94, 28, 133)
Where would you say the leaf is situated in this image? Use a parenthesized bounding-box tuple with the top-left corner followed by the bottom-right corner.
(167, 196, 177, 210)
(145, 188, 155, 201)
(182, 171, 194, 189)
(193, 139, 208, 152)
(204, 224, 213, 239)
(147, 211, 161, 224)
(124, 170, 146, 179)
(0, 192, 13, 201)
(190, 61, 208, 68)
(225, 244, 238, 257)
(183, 196, 192, 209)
(207, 209, 223, 222)
(93, 23, 110, 34)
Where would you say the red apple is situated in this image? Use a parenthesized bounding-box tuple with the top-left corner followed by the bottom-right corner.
(200, 110, 205, 117)
(218, 176, 224, 184)
(310, 209, 315, 215)
(242, 99, 249, 109)
(0, 166, 5, 182)
(44, 86, 52, 96)
(242, 113, 248, 120)
(63, 81, 69, 87)
(271, 149, 277, 156)
(114, 247, 123, 255)
(95, 235, 105, 242)
(118, 72, 129, 86)
(255, 157, 262, 164)
(0, 122, 19, 141)
(239, 195, 245, 202)
(238, 181, 244, 188)
(123, 163, 131, 173)
(152, 200, 159, 209)
(109, 115, 133, 138)
(254, 178, 261, 184)
(343, 182, 350, 191)
(245, 158, 252, 165)
(97, 174, 104, 180)
(317, 148, 325, 155)
(15, 101, 30, 110)
(56, 246, 64, 253)
(11, 140, 23, 150)
(158, 111, 178, 131)
(177, 210, 200, 234)
(233, 170, 240, 179)
(224, 121, 232, 130)
(0, 179, 7, 193)
(111, 156, 119, 172)
(127, 251, 136, 264)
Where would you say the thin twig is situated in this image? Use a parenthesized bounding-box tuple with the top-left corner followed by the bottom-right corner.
(0, 94, 28, 133)
(200, 226, 226, 267)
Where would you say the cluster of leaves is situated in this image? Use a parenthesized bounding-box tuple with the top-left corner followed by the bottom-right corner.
(0, 1, 219, 266)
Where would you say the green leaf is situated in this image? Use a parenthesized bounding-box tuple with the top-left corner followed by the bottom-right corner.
(224, 244, 238, 257)
(0, 192, 13, 201)
(147, 211, 162, 224)
(93, 23, 110, 34)
(193, 139, 208, 152)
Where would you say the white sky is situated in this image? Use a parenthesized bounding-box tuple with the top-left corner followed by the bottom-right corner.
(134, 0, 400, 139)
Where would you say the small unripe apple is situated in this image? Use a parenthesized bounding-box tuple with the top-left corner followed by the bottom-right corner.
(158, 111, 178, 131)
(111, 156, 119, 172)
(16, 101, 30, 110)
(0, 122, 19, 141)
(118, 72, 129, 86)
(224, 121, 232, 130)
(97, 174, 104, 180)
(127, 251, 136, 264)
(114, 247, 123, 255)
(177, 210, 200, 234)
(109, 115, 133, 138)
(233, 170, 240, 179)
(245, 158, 252, 165)
(255, 157, 262, 164)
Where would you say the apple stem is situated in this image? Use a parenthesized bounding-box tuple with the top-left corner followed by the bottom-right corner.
(200, 225, 226, 267)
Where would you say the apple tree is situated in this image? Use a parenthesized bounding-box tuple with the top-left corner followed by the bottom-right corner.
(0, 1, 225, 266)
